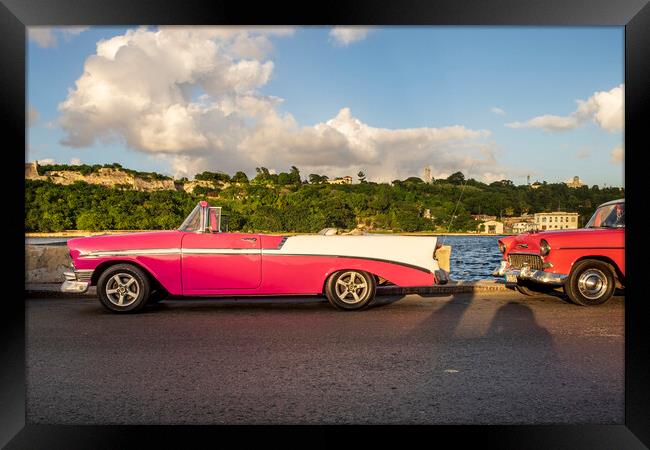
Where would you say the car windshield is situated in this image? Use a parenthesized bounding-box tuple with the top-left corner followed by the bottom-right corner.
(585, 202, 625, 228)
(178, 204, 202, 232)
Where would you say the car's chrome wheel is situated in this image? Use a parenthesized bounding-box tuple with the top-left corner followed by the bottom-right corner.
(335, 271, 369, 304)
(97, 264, 151, 313)
(105, 273, 140, 307)
(577, 268, 608, 300)
(563, 259, 615, 306)
(325, 269, 376, 311)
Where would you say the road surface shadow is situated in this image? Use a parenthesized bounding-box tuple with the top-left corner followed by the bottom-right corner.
(394, 292, 579, 423)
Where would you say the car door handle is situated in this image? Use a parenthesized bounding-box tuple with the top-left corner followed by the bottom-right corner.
(241, 237, 257, 241)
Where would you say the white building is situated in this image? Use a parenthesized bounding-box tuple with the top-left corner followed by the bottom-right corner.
(423, 166, 432, 183)
(478, 220, 504, 234)
(327, 176, 353, 185)
(565, 176, 585, 189)
(512, 221, 536, 234)
(533, 212, 579, 230)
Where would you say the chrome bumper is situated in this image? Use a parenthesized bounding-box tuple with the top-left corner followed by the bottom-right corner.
(492, 261, 567, 286)
(61, 269, 93, 294)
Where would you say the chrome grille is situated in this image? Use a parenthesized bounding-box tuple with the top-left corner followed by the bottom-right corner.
(508, 253, 543, 270)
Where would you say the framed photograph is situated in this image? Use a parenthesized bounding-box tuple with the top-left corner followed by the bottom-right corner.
(5, 0, 649, 447)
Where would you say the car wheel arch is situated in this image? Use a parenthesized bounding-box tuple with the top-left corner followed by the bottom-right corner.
(571, 255, 623, 286)
(91, 260, 166, 293)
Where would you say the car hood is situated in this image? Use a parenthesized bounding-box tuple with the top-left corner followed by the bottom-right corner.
(509, 227, 623, 251)
(522, 228, 605, 239)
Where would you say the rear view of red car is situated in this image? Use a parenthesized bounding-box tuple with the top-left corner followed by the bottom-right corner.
(493, 199, 624, 305)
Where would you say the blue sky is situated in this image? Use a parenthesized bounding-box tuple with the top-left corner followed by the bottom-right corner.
(27, 26, 624, 186)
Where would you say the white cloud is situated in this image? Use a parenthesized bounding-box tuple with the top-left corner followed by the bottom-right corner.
(490, 107, 506, 116)
(610, 145, 624, 164)
(507, 114, 580, 132)
(28, 105, 39, 127)
(329, 27, 372, 46)
(61, 27, 89, 40)
(70, 157, 82, 165)
(506, 84, 624, 133)
(36, 158, 56, 165)
(28, 26, 89, 48)
(58, 26, 508, 182)
(29, 28, 57, 48)
(579, 85, 624, 132)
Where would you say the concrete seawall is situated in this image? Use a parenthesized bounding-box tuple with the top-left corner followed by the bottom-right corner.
(25, 244, 72, 283)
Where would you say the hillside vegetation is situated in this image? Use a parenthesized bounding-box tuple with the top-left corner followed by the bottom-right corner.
(25, 165, 624, 233)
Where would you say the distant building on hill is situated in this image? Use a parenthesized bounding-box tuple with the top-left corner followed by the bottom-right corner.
(423, 166, 432, 183)
(533, 211, 580, 230)
(512, 221, 536, 234)
(502, 214, 535, 234)
(327, 176, 353, 185)
(477, 220, 504, 235)
(565, 176, 585, 189)
(472, 214, 497, 222)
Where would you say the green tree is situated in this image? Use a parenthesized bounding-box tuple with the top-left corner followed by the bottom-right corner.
(447, 171, 465, 185)
(232, 171, 249, 183)
(309, 174, 328, 184)
(289, 166, 301, 185)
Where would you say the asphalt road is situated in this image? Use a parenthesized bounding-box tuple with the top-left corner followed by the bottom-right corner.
(26, 291, 624, 425)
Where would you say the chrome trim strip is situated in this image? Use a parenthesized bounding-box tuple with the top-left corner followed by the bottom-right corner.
(182, 248, 261, 255)
(80, 248, 265, 257)
(79, 248, 182, 258)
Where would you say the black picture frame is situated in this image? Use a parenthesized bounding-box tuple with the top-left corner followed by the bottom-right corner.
(4, 0, 649, 447)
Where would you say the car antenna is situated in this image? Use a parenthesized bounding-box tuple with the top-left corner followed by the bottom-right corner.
(440, 161, 475, 246)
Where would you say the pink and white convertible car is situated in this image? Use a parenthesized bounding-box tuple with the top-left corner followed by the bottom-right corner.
(62, 201, 449, 312)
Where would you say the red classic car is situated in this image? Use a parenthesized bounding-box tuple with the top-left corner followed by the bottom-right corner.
(493, 199, 624, 305)
(62, 201, 449, 313)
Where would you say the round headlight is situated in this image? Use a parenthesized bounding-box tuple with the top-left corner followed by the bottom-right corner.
(539, 239, 551, 256)
(498, 240, 506, 254)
